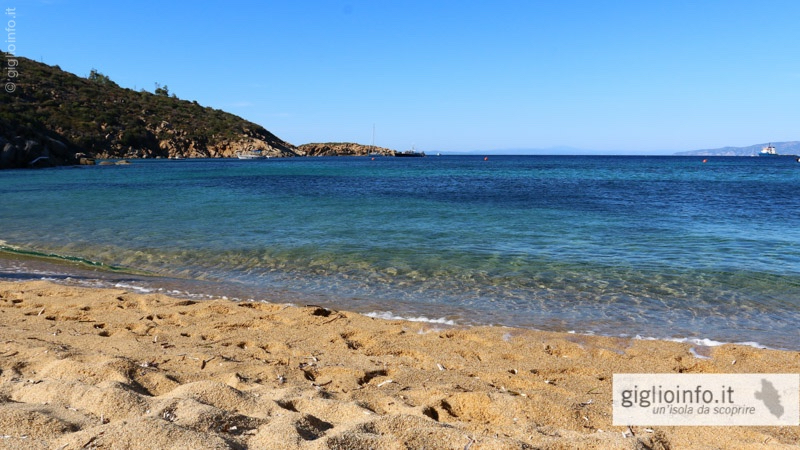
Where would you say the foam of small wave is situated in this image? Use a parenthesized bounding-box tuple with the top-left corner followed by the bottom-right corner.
(688, 347, 711, 360)
(364, 311, 456, 326)
(634, 335, 768, 350)
(114, 282, 155, 293)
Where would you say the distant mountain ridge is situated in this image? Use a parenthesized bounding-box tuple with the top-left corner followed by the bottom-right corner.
(675, 141, 800, 157)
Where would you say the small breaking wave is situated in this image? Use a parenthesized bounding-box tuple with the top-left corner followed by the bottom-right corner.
(634, 335, 769, 350)
(0, 243, 131, 273)
(364, 311, 456, 325)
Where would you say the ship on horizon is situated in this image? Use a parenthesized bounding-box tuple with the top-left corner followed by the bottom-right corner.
(758, 143, 779, 157)
(758, 143, 799, 158)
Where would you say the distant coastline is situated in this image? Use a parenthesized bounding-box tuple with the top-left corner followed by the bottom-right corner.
(674, 141, 800, 157)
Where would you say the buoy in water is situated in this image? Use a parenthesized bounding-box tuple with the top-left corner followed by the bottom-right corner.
(702, 159, 707, 163)
(484, 157, 488, 161)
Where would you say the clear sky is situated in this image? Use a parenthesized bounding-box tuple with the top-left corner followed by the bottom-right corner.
(11, 0, 800, 153)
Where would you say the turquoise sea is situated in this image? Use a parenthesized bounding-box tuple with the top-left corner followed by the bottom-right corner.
(1, 156, 799, 349)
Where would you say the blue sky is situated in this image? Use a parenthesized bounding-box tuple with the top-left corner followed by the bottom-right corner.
(12, 0, 800, 153)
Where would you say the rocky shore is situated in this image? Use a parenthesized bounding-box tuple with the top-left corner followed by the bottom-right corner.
(296, 142, 396, 157)
(0, 120, 83, 168)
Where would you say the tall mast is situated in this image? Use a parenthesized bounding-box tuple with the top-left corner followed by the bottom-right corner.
(372, 124, 375, 153)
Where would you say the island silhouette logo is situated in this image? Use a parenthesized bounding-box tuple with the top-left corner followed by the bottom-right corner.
(754, 378, 784, 418)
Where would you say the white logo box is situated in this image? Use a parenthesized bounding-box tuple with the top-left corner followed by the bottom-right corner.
(613, 373, 799, 426)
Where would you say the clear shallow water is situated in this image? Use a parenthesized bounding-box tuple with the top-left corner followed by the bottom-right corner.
(1, 156, 799, 349)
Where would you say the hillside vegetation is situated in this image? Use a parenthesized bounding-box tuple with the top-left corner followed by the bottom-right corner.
(0, 53, 297, 168)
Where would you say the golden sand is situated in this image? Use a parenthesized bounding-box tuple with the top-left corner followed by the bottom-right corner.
(0, 280, 797, 449)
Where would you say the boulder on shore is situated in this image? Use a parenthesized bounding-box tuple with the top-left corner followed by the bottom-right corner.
(0, 122, 79, 169)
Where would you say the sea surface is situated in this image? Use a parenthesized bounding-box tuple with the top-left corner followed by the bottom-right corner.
(2, 155, 799, 349)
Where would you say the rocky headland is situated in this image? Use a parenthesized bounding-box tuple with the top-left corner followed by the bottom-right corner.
(0, 53, 411, 169)
(297, 142, 396, 157)
(0, 54, 301, 169)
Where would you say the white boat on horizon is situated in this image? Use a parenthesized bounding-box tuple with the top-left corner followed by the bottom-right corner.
(759, 143, 779, 157)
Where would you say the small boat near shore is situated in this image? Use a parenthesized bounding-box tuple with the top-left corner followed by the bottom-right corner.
(395, 147, 425, 157)
(236, 149, 268, 160)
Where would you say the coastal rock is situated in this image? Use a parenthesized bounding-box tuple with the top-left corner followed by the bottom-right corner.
(0, 120, 79, 169)
(297, 142, 396, 157)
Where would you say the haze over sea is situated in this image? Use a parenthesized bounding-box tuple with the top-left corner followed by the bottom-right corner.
(2, 155, 799, 350)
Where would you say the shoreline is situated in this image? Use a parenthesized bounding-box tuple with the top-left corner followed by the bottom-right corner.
(0, 280, 797, 449)
(1, 249, 794, 353)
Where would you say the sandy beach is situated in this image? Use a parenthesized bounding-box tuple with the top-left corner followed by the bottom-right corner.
(0, 280, 797, 449)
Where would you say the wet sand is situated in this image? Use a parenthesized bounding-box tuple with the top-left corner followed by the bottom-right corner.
(0, 280, 797, 449)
